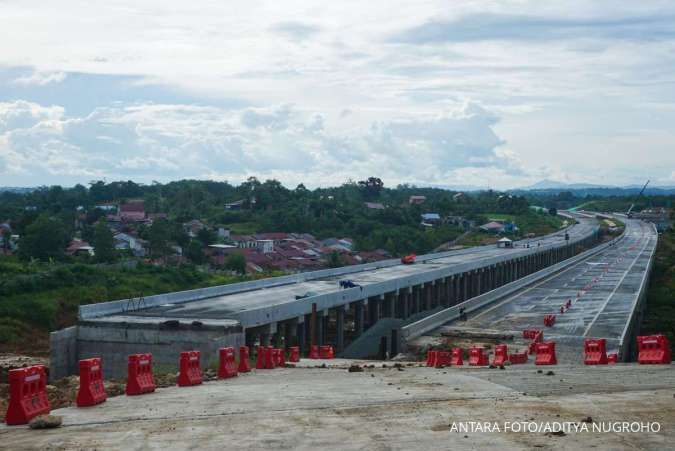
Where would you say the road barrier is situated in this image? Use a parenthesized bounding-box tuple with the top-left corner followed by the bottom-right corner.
(218, 347, 238, 379)
(256, 346, 266, 369)
(544, 314, 556, 327)
(534, 342, 557, 365)
(319, 345, 335, 359)
(523, 330, 540, 339)
(607, 353, 618, 364)
(238, 346, 251, 373)
(76, 358, 107, 407)
(637, 335, 672, 364)
(309, 345, 320, 359)
(265, 346, 276, 369)
(126, 354, 156, 396)
(493, 345, 508, 366)
(426, 350, 438, 367)
(450, 348, 464, 366)
(469, 347, 489, 366)
(288, 346, 300, 362)
(274, 348, 286, 367)
(5, 365, 50, 425)
(435, 351, 451, 367)
(583, 339, 608, 365)
(177, 351, 202, 386)
(508, 351, 528, 364)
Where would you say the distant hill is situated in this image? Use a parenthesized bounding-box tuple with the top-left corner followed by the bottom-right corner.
(0, 187, 36, 194)
(513, 180, 675, 196)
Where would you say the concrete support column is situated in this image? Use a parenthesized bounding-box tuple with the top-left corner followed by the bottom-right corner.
(336, 307, 345, 353)
(296, 317, 306, 353)
(354, 301, 365, 336)
(316, 310, 325, 346)
(403, 288, 411, 319)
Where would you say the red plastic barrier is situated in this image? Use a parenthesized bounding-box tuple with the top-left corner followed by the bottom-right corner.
(256, 346, 266, 369)
(426, 350, 438, 367)
(492, 344, 508, 366)
(607, 353, 618, 364)
(288, 346, 300, 362)
(265, 346, 276, 369)
(450, 348, 464, 366)
(238, 346, 251, 373)
(434, 351, 451, 367)
(77, 358, 107, 407)
(544, 314, 556, 327)
(5, 365, 50, 425)
(274, 348, 286, 367)
(583, 339, 608, 365)
(468, 347, 489, 366)
(523, 329, 539, 339)
(309, 345, 320, 359)
(534, 342, 557, 365)
(319, 345, 335, 359)
(508, 352, 528, 364)
(218, 347, 238, 379)
(637, 335, 672, 364)
(126, 353, 156, 396)
(177, 351, 202, 386)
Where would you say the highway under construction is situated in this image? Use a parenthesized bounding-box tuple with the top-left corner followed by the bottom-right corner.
(4, 212, 672, 450)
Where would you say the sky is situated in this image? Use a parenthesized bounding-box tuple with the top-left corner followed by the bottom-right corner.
(1, 0, 674, 189)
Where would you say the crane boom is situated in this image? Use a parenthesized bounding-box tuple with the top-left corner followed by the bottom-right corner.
(626, 180, 650, 217)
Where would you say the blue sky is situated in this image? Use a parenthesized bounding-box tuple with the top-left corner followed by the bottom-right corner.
(1, 0, 674, 189)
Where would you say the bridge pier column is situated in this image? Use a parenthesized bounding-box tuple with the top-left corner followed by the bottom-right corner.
(336, 307, 345, 353)
(354, 300, 365, 336)
(316, 310, 325, 346)
(296, 316, 306, 354)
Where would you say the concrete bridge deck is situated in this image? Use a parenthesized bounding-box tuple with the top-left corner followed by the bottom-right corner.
(419, 218, 657, 361)
(87, 217, 597, 328)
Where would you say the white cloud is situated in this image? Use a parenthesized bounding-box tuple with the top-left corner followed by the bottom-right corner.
(0, 1, 674, 187)
(13, 71, 67, 86)
(0, 100, 524, 187)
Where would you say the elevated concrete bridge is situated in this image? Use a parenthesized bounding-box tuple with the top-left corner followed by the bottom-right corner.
(51, 213, 603, 378)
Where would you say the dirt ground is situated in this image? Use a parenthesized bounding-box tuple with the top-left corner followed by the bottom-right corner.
(1, 360, 673, 450)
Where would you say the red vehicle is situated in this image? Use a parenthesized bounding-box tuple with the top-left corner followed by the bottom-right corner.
(401, 254, 416, 264)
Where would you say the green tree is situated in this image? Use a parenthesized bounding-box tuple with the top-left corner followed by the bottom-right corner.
(148, 219, 170, 259)
(92, 221, 116, 263)
(18, 215, 68, 261)
(186, 240, 205, 264)
(225, 252, 246, 274)
(328, 251, 344, 268)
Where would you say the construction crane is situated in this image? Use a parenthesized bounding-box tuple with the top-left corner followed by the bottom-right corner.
(626, 180, 649, 218)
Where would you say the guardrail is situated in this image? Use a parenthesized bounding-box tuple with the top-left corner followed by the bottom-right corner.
(400, 230, 626, 342)
(617, 222, 659, 359)
(79, 217, 591, 321)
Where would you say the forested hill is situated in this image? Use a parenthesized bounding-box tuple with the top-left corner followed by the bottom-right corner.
(0, 177, 546, 256)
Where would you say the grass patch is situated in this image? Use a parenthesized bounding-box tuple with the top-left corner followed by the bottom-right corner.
(223, 221, 262, 235)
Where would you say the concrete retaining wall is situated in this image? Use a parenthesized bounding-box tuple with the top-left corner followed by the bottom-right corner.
(50, 323, 244, 380)
(49, 326, 79, 381)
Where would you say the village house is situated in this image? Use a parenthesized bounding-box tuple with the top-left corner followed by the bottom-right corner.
(409, 195, 426, 205)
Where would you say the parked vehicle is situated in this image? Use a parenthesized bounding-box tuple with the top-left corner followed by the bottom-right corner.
(339, 279, 360, 289)
(401, 254, 416, 264)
